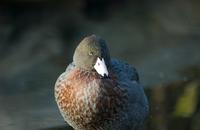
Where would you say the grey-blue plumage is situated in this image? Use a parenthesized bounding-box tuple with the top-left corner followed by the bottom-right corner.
(111, 59, 149, 130)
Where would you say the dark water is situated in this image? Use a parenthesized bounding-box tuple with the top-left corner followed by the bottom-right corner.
(0, 1, 200, 130)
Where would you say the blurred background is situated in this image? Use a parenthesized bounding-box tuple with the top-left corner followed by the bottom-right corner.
(0, 0, 200, 130)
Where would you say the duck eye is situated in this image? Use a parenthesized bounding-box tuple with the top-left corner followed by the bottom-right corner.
(89, 51, 93, 56)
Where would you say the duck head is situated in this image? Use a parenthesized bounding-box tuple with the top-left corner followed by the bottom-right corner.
(73, 35, 111, 78)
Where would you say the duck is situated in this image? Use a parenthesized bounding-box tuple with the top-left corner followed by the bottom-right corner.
(54, 35, 149, 130)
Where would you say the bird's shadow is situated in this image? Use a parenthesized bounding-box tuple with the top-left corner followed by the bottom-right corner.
(39, 125, 74, 130)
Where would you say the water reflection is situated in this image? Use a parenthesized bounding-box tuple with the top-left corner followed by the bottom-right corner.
(142, 65, 200, 130)
(40, 125, 73, 130)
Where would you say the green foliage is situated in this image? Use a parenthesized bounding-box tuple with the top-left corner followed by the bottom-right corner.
(173, 81, 199, 118)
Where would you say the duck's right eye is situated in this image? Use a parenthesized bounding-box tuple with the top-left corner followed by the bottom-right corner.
(89, 51, 93, 56)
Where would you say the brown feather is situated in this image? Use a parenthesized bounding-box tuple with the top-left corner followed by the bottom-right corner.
(55, 68, 128, 130)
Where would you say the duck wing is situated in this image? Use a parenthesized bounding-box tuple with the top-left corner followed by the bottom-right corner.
(111, 59, 139, 82)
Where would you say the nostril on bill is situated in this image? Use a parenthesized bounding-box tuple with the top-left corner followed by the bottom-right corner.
(100, 73, 109, 79)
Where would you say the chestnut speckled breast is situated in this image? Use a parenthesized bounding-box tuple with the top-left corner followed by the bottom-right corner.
(54, 35, 149, 130)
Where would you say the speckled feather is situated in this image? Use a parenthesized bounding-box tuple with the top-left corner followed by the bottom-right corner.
(55, 59, 149, 130)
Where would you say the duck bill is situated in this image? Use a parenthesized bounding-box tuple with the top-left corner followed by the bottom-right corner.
(94, 57, 109, 77)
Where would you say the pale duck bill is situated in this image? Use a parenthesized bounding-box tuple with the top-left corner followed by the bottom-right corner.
(94, 57, 109, 77)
